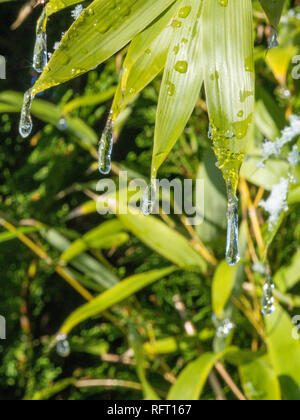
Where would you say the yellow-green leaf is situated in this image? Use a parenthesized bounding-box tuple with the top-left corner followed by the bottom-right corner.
(60, 266, 176, 334)
(151, 0, 205, 179)
(32, 0, 177, 95)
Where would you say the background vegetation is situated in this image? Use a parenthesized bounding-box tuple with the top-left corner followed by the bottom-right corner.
(0, 0, 299, 400)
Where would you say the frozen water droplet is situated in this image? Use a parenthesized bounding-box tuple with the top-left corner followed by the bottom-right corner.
(33, 10, 48, 73)
(142, 181, 157, 216)
(98, 114, 114, 175)
(226, 194, 240, 266)
(56, 334, 70, 358)
(262, 275, 275, 316)
(213, 315, 234, 338)
(57, 117, 68, 131)
(268, 28, 279, 50)
(19, 89, 33, 138)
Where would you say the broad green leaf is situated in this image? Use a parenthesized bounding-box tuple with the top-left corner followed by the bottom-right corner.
(111, 15, 174, 119)
(239, 358, 281, 400)
(128, 324, 160, 400)
(202, 0, 254, 194)
(32, 0, 177, 95)
(60, 220, 127, 262)
(60, 266, 176, 334)
(274, 250, 300, 293)
(266, 45, 297, 85)
(167, 349, 231, 400)
(212, 260, 238, 320)
(119, 1, 179, 95)
(259, 0, 286, 27)
(119, 213, 207, 271)
(151, 0, 205, 179)
(0, 91, 98, 150)
(265, 304, 300, 400)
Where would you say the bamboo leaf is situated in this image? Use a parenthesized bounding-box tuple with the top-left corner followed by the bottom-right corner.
(265, 304, 300, 400)
(212, 260, 238, 319)
(32, 0, 178, 95)
(259, 0, 286, 27)
(151, 0, 205, 178)
(60, 220, 127, 262)
(202, 0, 254, 195)
(128, 324, 160, 400)
(239, 357, 281, 400)
(167, 349, 232, 400)
(60, 266, 177, 334)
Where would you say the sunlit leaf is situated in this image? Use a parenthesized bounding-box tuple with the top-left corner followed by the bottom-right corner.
(259, 0, 286, 27)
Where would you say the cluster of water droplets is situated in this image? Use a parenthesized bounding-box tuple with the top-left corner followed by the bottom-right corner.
(98, 112, 114, 175)
(261, 268, 275, 316)
(56, 333, 71, 358)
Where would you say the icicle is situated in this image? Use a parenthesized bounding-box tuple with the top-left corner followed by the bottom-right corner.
(19, 89, 33, 138)
(98, 113, 114, 175)
(56, 333, 71, 358)
(33, 9, 48, 73)
(226, 192, 240, 266)
(142, 180, 157, 216)
(268, 27, 279, 50)
(261, 271, 275, 316)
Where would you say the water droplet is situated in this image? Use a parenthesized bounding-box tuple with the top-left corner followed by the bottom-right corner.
(142, 181, 157, 216)
(98, 114, 114, 175)
(57, 117, 68, 131)
(33, 10, 48, 73)
(262, 275, 275, 316)
(178, 6, 191, 18)
(172, 20, 182, 28)
(56, 333, 71, 358)
(226, 194, 240, 266)
(213, 315, 234, 338)
(19, 89, 33, 138)
(218, 0, 228, 6)
(268, 28, 279, 50)
(174, 60, 188, 74)
(167, 81, 176, 96)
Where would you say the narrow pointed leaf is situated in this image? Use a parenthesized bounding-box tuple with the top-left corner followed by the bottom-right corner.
(212, 260, 238, 319)
(151, 0, 205, 178)
(167, 349, 232, 400)
(259, 0, 286, 27)
(32, 0, 177, 95)
(60, 267, 176, 334)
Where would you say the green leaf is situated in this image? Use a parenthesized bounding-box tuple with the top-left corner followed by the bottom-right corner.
(239, 357, 281, 400)
(32, 0, 177, 95)
(274, 250, 300, 293)
(60, 220, 127, 262)
(119, 213, 207, 271)
(265, 304, 300, 400)
(30, 379, 75, 401)
(111, 10, 175, 119)
(41, 228, 119, 289)
(202, 0, 254, 194)
(259, 0, 286, 27)
(60, 266, 176, 334)
(212, 260, 238, 320)
(167, 350, 231, 400)
(62, 86, 116, 115)
(0, 227, 40, 243)
(0, 91, 98, 150)
(151, 0, 205, 178)
(128, 324, 160, 400)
